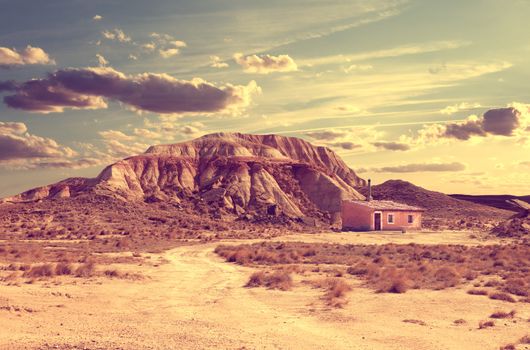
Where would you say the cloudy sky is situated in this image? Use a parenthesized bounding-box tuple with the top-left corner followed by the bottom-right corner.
(1, 0, 529, 197)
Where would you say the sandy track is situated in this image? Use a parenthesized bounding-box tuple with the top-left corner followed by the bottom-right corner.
(0, 232, 529, 349)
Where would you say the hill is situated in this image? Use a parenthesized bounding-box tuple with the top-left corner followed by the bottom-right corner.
(449, 194, 530, 212)
(1, 133, 366, 226)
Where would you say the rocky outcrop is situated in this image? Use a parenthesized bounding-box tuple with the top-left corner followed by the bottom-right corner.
(2, 133, 366, 221)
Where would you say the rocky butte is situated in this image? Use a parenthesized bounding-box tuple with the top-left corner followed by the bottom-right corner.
(2, 133, 366, 223)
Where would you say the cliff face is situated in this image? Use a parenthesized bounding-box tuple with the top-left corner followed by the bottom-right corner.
(2, 133, 366, 219)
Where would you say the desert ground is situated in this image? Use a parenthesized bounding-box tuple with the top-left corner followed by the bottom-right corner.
(1, 230, 528, 350)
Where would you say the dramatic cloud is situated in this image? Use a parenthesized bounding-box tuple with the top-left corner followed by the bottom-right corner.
(442, 107, 522, 140)
(0, 122, 75, 161)
(372, 162, 466, 173)
(210, 56, 229, 69)
(102, 28, 131, 42)
(0, 46, 55, 67)
(372, 141, 410, 151)
(234, 53, 298, 74)
(0, 67, 260, 115)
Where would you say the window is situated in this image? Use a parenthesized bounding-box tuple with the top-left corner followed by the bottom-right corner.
(387, 213, 394, 224)
(408, 215, 414, 224)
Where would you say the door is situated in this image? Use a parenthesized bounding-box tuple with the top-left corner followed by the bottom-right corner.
(374, 212, 382, 231)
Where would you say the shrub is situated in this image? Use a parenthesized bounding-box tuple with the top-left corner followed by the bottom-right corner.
(74, 262, 95, 278)
(489, 292, 516, 303)
(321, 278, 352, 308)
(503, 278, 528, 297)
(453, 319, 466, 325)
(467, 289, 488, 296)
(490, 310, 516, 319)
(55, 263, 73, 276)
(478, 320, 495, 329)
(23, 264, 55, 278)
(499, 344, 515, 350)
(245, 270, 293, 291)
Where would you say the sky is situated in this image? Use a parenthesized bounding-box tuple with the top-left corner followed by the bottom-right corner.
(0, 0, 529, 197)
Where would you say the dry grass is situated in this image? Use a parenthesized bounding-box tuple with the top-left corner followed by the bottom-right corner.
(403, 319, 427, 326)
(215, 242, 530, 296)
(313, 278, 352, 308)
(245, 270, 293, 291)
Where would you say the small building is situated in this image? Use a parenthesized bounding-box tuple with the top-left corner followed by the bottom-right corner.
(341, 179, 424, 231)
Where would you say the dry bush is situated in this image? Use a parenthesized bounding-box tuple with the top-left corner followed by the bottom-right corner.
(478, 320, 495, 329)
(245, 270, 293, 291)
(403, 319, 426, 326)
(453, 319, 466, 325)
(503, 278, 528, 297)
(103, 269, 121, 278)
(499, 344, 516, 350)
(490, 310, 516, 319)
(216, 242, 530, 294)
(467, 289, 488, 296)
(54, 263, 73, 276)
(375, 269, 410, 294)
(23, 264, 55, 278)
(74, 262, 95, 278)
(489, 292, 516, 303)
(313, 278, 352, 307)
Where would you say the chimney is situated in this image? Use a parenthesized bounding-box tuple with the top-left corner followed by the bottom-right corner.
(366, 179, 373, 202)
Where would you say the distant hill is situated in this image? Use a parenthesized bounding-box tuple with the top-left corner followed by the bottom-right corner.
(449, 194, 530, 212)
(359, 180, 513, 230)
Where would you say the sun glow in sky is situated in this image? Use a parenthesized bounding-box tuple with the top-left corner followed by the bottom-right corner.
(0, 0, 529, 196)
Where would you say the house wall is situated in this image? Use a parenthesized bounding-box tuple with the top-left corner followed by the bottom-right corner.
(341, 201, 374, 231)
(341, 200, 423, 231)
(380, 210, 422, 231)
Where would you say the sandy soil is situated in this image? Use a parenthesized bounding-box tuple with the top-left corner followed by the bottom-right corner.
(0, 231, 529, 350)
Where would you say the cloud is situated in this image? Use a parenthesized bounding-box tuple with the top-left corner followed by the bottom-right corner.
(442, 107, 522, 140)
(93, 15, 103, 21)
(330, 141, 361, 150)
(440, 102, 481, 115)
(142, 42, 156, 51)
(210, 56, 229, 69)
(102, 28, 131, 42)
(98, 130, 135, 141)
(96, 54, 109, 67)
(305, 130, 346, 141)
(159, 48, 180, 58)
(372, 141, 410, 151)
(234, 53, 298, 74)
(170, 40, 187, 48)
(0, 66, 260, 115)
(372, 162, 466, 173)
(300, 40, 470, 67)
(0, 46, 55, 67)
(0, 122, 75, 161)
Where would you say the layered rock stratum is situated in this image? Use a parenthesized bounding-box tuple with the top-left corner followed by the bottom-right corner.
(2, 133, 366, 221)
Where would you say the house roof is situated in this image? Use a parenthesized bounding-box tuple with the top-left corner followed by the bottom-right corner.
(344, 199, 424, 211)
